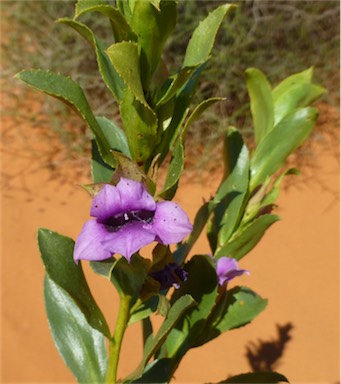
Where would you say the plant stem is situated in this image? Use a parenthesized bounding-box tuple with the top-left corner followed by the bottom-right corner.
(106, 295, 132, 384)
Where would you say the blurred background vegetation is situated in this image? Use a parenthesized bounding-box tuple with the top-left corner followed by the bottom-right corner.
(1, 0, 340, 174)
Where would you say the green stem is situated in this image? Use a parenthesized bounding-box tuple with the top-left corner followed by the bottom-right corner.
(106, 295, 132, 384)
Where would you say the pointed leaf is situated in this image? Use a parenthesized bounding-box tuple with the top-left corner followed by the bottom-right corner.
(213, 127, 250, 248)
(44, 276, 107, 383)
(15, 69, 115, 167)
(158, 139, 184, 200)
(246, 68, 274, 144)
(128, 296, 159, 325)
(214, 214, 280, 260)
(124, 295, 196, 382)
(167, 255, 219, 353)
(183, 4, 235, 67)
(74, 0, 135, 42)
(273, 82, 325, 125)
(156, 66, 198, 106)
(38, 228, 110, 338)
(58, 18, 125, 100)
(130, 0, 177, 86)
(272, 67, 314, 100)
(250, 107, 318, 191)
(182, 97, 225, 139)
(214, 286, 268, 333)
(106, 41, 146, 106)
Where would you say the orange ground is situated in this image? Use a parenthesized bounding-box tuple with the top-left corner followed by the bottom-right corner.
(1, 91, 340, 383)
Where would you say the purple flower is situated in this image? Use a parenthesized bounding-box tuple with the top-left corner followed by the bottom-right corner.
(74, 178, 192, 263)
(150, 263, 188, 290)
(215, 257, 250, 286)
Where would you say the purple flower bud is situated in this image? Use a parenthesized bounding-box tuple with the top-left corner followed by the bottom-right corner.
(74, 178, 193, 263)
(215, 257, 250, 286)
(150, 263, 188, 290)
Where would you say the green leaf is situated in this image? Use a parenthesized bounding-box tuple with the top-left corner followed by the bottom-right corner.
(156, 66, 199, 107)
(57, 18, 125, 101)
(38, 228, 111, 338)
(91, 139, 114, 183)
(120, 88, 158, 164)
(246, 68, 274, 144)
(74, 0, 136, 42)
(96, 116, 131, 156)
(224, 371, 289, 383)
(214, 214, 280, 260)
(131, 358, 172, 383)
(106, 41, 146, 105)
(250, 107, 318, 191)
(128, 296, 159, 325)
(272, 67, 314, 100)
(214, 286, 268, 333)
(91, 116, 130, 182)
(124, 295, 196, 382)
(158, 139, 184, 200)
(155, 63, 205, 165)
(274, 83, 325, 127)
(15, 69, 115, 168)
(260, 168, 299, 209)
(212, 127, 250, 248)
(130, 0, 177, 87)
(44, 276, 107, 383)
(182, 97, 224, 139)
(167, 255, 219, 352)
(90, 258, 116, 280)
(111, 255, 148, 303)
(75, 0, 107, 15)
(183, 4, 235, 67)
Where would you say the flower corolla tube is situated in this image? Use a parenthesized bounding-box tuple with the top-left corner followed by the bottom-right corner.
(74, 178, 193, 263)
(215, 257, 250, 286)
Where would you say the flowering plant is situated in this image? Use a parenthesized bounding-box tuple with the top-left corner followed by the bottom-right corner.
(16, 1, 325, 383)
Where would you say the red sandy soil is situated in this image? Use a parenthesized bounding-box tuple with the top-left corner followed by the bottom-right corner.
(1, 86, 340, 383)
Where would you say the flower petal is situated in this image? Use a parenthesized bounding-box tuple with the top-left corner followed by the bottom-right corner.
(216, 257, 250, 285)
(152, 201, 193, 244)
(116, 177, 156, 213)
(74, 220, 112, 262)
(101, 222, 156, 262)
(90, 184, 121, 221)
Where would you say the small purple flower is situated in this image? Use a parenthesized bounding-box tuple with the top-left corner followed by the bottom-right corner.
(74, 178, 192, 263)
(150, 263, 188, 290)
(215, 257, 250, 286)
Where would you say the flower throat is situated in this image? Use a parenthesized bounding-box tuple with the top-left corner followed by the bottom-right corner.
(101, 210, 155, 232)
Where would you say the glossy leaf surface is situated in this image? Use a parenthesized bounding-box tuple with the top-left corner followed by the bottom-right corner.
(250, 107, 318, 191)
(213, 127, 250, 248)
(44, 276, 107, 383)
(38, 228, 110, 338)
(246, 68, 274, 144)
(214, 214, 280, 260)
(214, 286, 268, 334)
